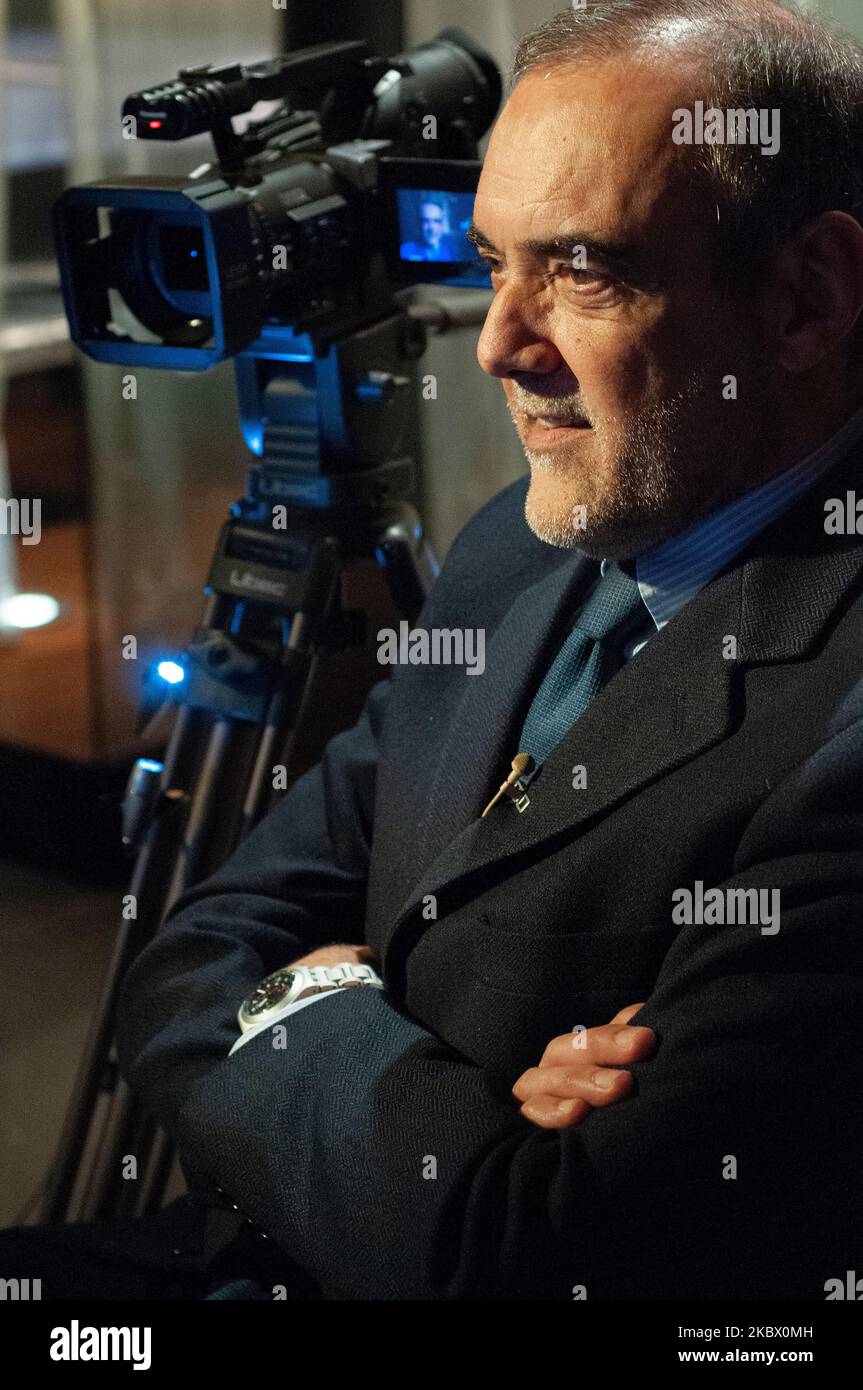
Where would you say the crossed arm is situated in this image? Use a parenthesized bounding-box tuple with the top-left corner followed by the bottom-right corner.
(115, 678, 863, 1298)
(289, 938, 656, 1130)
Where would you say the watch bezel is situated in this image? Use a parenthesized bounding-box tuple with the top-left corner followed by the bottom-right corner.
(238, 966, 303, 1030)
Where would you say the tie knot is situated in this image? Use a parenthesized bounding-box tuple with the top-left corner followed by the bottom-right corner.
(575, 562, 644, 641)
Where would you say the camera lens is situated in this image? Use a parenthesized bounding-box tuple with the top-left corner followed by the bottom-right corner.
(159, 225, 208, 292)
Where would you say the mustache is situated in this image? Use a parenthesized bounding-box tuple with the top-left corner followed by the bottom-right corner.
(508, 389, 592, 423)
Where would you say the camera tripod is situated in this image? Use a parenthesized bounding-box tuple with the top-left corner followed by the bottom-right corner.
(40, 294, 487, 1223)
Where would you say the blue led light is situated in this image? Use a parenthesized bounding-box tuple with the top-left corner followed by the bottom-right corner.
(156, 659, 185, 684)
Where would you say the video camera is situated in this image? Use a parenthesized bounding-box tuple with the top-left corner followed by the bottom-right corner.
(51, 29, 500, 372)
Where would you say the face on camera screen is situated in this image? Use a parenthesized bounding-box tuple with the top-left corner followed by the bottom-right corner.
(397, 188, 479, 266)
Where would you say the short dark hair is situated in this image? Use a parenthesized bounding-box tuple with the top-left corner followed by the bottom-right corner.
(511, 1, 863, 353)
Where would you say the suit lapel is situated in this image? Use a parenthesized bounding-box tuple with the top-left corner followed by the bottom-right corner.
(382, 564, 742, 970)
(410, 546, 596, 866)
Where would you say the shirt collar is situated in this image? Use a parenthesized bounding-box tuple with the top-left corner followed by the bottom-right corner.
(600, 402, 863, 633)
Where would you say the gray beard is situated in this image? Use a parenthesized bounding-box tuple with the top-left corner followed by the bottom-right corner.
(519, 367, 741, 558)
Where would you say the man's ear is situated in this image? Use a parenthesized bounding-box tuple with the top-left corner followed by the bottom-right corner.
(769, 210, 863, 374)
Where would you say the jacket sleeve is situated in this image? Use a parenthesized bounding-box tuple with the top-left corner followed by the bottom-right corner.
(156, 714, 863, 1299)
(114, 675, 391, 1136)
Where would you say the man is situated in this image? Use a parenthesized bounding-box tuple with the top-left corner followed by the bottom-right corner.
(400, 195, 462, 261)
(6, 0, 863, 1299)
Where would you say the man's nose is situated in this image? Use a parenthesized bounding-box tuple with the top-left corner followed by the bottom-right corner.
(476, 285, 563, 379)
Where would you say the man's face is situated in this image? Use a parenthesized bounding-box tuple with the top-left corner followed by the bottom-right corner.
(421, 203, 446, 247)
(473, 60, 774, 557)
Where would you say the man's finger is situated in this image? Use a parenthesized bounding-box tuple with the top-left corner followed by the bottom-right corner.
(610, 1002, 646, 1025)
(538, 1021, 657, 1070)
(512, 1063, 635, 1107)
(519, 1095, 593, 1130)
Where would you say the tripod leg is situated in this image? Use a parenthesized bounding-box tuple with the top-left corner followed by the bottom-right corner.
(240, 645, 318, 838)
(40, 707, 248, 1223)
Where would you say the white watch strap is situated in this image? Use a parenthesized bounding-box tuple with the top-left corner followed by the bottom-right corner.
(296, 962, 382, 994)
(321, 962, 382, 987)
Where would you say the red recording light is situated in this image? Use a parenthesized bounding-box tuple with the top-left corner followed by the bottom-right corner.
(148, 120, 162, 129)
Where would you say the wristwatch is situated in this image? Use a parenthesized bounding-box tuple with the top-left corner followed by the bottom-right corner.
(237, 961, 383, 1033)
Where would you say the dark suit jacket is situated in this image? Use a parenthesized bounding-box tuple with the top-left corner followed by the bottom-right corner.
(115, 444, 863, 1300)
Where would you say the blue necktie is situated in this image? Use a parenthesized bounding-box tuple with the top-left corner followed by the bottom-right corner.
(517, 562, 646, 770)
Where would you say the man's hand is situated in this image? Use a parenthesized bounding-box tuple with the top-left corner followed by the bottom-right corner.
(512, 1003, 657, 1130)
(289, 943, 378, 969)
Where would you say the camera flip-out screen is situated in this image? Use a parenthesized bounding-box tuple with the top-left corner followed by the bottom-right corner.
(379, 157, 492, 289)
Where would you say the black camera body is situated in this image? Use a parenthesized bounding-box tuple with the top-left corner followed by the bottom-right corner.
(52, 32, 500, 372)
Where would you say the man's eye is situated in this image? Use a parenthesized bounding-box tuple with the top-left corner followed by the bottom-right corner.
(475, 256, 618, 300)
(561, 266, 616, 295)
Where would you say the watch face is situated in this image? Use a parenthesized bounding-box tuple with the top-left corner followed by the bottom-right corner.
(242, 968, 297, 1021)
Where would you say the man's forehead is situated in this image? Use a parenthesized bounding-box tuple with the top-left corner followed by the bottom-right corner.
(476, 62, 698, 243)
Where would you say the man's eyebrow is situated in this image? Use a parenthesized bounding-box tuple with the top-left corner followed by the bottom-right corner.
(466, 222, 656, 285)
